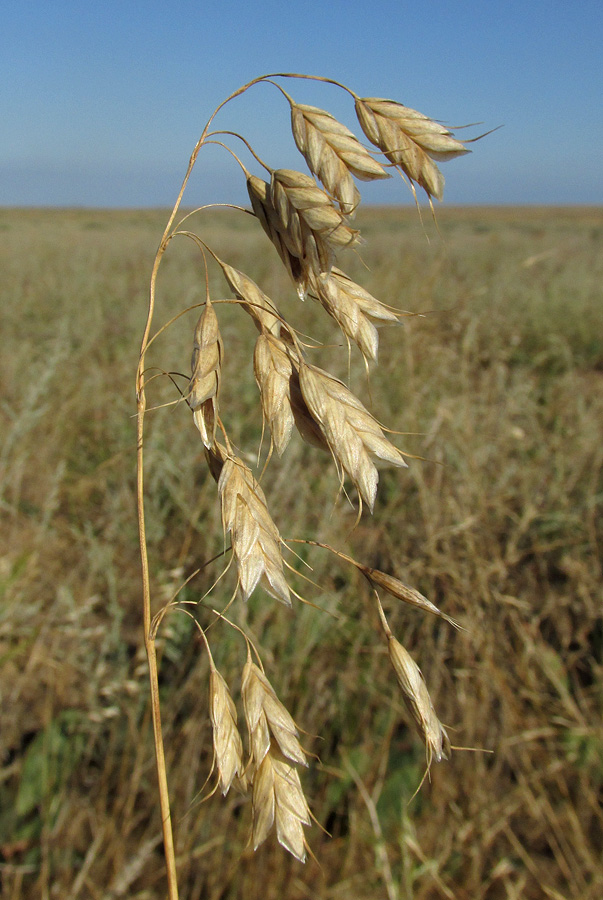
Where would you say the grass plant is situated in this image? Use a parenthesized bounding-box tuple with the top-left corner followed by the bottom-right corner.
(136, 74, 476, 896)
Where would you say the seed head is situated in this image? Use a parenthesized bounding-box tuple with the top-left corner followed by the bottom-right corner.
(355, 97, 469, 200)
(290, 101, 389, 214)
(189, 298, 223, 448)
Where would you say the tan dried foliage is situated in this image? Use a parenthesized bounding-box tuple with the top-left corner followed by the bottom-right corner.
(310, 267, 399, 361)
(189, 298, 223, 448)
(208, 663, 247, 795)
(218, 449, 291, 605)
(298, 362, 407, 511)
(388, 636, 451, 763)
(355, 97, 469, 200)
(290, 101, 390, 214)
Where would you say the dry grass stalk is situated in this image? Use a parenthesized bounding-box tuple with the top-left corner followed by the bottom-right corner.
(355, 97, 469, 200)
(189, 298, 223, 448)
(290, 100, 390, 214)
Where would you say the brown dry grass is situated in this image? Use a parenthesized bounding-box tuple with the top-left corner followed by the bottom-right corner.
(0, 204, 602, 899)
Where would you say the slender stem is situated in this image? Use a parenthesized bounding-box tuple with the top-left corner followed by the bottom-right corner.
(136, 389, 179, 900)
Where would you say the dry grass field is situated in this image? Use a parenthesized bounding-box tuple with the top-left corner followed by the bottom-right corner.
(0, 205, 601, 899)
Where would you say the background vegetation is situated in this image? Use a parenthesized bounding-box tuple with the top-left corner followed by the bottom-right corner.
(0, 205, 601, 899)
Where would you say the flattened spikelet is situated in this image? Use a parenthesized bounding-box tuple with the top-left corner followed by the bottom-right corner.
(310, 268, 399, 361)
(247, 174, 310, 299)
(242, 659, 307, 767)
(189, 298, 223, 448)
(254, 332, 295, 456)
(290, 101, 390, 214)
(355, 97, 469, 200)
(252, 746, 311, 861)
(209, 664, 246, 794)
(388, 637, 451, 763)
(218, 452, 291, 605)
(219, 261, 281, 336)
(298, 363, 407, 511)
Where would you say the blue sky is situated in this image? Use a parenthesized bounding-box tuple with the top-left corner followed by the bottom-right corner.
(2, 0, 602, 207)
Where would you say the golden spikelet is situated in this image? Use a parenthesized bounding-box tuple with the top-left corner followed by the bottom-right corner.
(241, 658, 307, 767)
(218, 449, 291, 605)
(219, 261, 281, 336)
(290, 101, 390, 214)
(387, 636, 451, 763)
(208, 663, 247, 795)
(254, 332, 296, 456)
(247, 174, 310, 299)
(189, 298, 223, 448)
(242, 658, 310, 861)
(270, 169, 361, 275)
(298, 362, 407, 511)
(355, 97, 469, 200)
(252, 745, 311, 862)
(310, 268, 399, 362)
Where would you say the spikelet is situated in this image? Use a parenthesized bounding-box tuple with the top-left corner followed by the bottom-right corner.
(189, 298, 223, 448)
(355, 97, 469, 200)
(219, 261, 281, 336)
(310, 268, 399, 362)
(360, 566, 461, 629)
(209, 663, 247, 794)
(290, 101, 390, 214)
(247, 174, 310, 299)
(254, 332, 296, 456)
(270, 169, 361, 276)
(241, 658, 307, 767)
(252, 745, 311, 861)
(218, 450, 291, 605)
(388, 636, 451, 763)
(242, 657, 310, 861)
(298, 362, 407, 511)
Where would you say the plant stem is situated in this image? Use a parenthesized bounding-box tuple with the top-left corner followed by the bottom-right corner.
(136, 391, 180, 900)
